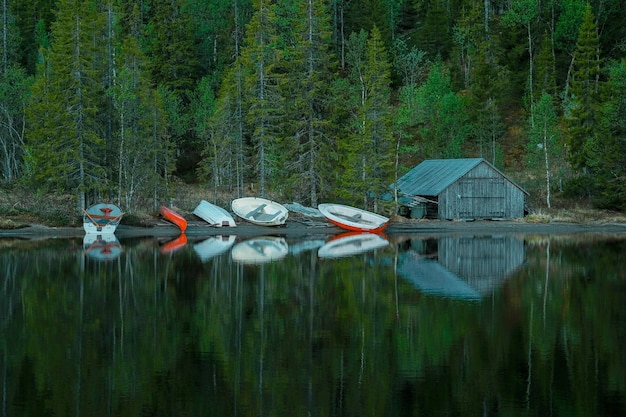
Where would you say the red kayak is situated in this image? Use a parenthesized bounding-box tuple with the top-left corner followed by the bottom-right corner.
(159, 206, 188, 232)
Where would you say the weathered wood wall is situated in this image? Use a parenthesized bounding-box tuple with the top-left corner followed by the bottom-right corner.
(437, 162, 525, 220)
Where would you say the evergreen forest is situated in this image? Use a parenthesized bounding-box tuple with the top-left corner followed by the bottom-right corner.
(1, 0, 626, 214)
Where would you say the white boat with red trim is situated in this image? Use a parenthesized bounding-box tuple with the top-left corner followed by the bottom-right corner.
(317, 203, 389, 232)
(83, 203, 123, 234)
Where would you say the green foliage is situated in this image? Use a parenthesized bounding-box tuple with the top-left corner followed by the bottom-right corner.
(0, 66, 31, 181)
(337, 27, 394, 208)
(415, 60, 470, 159)
(25, 0, 108, 209)
(590, 59, 626, 210)
(566, 3, 603, 172)
(0, 0, 623, 211)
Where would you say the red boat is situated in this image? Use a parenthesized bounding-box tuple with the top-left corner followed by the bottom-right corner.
(159, 206, 187, 232)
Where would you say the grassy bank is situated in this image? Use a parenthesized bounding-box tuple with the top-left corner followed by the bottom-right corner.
(1, 184, 626, 229)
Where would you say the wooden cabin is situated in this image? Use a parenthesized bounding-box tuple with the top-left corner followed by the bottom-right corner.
(392, 158, 528, 220)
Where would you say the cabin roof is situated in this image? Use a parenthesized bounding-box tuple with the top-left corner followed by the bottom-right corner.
(395, 158, 529, 197)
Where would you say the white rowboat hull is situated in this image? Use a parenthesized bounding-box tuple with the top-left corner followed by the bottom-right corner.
(193, 200, 237, 227)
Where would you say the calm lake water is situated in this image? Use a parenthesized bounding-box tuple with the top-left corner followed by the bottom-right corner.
(0, 231, 625, 416)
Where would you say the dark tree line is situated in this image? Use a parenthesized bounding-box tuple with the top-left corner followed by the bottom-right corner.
(1, 0, 625, 212)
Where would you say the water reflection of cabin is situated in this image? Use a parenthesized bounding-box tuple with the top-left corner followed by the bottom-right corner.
(391, 158, 529, 220)
(399, 235, 526, 300)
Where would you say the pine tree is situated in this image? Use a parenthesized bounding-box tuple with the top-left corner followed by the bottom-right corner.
(339, 27, 393, 209)
(144, 0, 201, 94)
(592, 59, 626, 210)
(276, 0, 337, 206)
(239, 0, 283, 197)
(108, 4, 171, 212)
(25, 0, 107, 210)
(566, 3, 602, 173)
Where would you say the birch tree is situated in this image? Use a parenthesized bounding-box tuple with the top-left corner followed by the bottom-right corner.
(528, 92, 558, 208)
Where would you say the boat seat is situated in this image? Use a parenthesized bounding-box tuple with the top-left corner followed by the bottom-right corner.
(246, 204, 267, 218)
(252, 211, 281, 222)
(331, 211, 373, 224)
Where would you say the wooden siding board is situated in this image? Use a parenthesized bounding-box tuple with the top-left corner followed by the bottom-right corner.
(438, 162, 525, 220)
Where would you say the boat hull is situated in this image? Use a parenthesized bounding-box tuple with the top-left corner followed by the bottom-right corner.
(159, 206, 188, 231)
(318, 203, 389, 232)
(193, 200, 237, 227)
(231, 197, 288, 226)
(83, 203, 123, 234)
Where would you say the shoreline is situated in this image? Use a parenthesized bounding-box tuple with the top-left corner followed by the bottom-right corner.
(2, 217, 626, 240)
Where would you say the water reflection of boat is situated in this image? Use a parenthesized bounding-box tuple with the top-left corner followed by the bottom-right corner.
(83, 234, 123, 261)
(318, 232, 389, 259)
(231, 236, 288, 264)
(397, 235, 525, 300)
(193, 235, 236, 262)
(160, 233, 187, 255)
(288, 239, 325, 255)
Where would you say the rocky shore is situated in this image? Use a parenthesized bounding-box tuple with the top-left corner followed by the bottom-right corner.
(2, 215, 626, 240)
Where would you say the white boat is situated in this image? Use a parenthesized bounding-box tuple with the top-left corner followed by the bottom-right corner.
(318, 203, 389, 232)
(231, 236, 288, 264)
(83, 203, 123, 234)
(193, 200, 237, 227)
(193, 235, 236, 262)
(318, 232, 389, 259)
(231, 197, 288, 226)
(83, 233, 123, 261)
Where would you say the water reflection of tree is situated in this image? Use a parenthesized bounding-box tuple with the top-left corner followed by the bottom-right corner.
(0, 236, 624, 415)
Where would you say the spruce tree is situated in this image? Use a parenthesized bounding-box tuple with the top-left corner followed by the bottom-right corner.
(566, 3, 602, 173)
(239, 0, 283, 197)
(277, 0, 337, 206)
(25, 0, 107, 210)
(593, 59, 626, 210)
(339, 27, 393, 209)
(109, 4, 170, 212)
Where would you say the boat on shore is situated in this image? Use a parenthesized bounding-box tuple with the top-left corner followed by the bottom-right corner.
(231, 197, 288, 226)
(317, 203, 389, 233)
(83, 203, 124, 234)
(159, 205, 187, 232)
(318, 232, 389, 259)
(193, 200, 237, 227)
